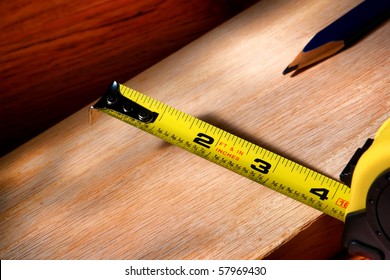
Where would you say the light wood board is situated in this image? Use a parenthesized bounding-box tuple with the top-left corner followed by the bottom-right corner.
(1, 0, 389, 259)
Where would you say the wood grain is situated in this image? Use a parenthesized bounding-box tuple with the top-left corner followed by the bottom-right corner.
(264, 215, 344, 259)
(0, 0, 257, 156)
(0, 0, 389, 259)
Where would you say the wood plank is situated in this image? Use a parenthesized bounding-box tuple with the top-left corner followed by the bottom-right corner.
(0, 0, 257, 156)
(1, 0, 389, 259)
(264, 215, 344, 259)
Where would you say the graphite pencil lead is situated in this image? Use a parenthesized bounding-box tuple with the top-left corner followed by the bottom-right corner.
(282, 65, 298, 75)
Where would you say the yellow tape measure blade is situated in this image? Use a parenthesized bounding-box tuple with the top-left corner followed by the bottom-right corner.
(92, 82, 350, 221)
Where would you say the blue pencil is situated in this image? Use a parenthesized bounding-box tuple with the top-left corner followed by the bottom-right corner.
(283, 0, 390, 75)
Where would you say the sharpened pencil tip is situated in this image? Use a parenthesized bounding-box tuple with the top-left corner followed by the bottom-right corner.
(282, 65, 298, 75)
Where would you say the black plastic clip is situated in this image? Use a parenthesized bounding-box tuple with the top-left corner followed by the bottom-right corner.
(339, 138, 373, 187)
(92, 81, 158, 124)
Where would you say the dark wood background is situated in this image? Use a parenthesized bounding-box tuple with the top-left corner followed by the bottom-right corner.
(0, 0, 258, 156)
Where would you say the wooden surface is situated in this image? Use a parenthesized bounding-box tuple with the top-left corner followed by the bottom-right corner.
(0, 0, 256, 156)
(1, 0, 389, 259)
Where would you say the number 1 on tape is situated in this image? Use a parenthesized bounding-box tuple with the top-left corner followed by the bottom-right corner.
(91, 81, 350, 221)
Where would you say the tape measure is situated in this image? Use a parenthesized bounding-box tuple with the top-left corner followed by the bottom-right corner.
(91, 81, 350, 221)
